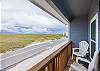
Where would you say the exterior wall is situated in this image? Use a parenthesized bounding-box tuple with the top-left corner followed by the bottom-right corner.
(88, 0, 99, 51)
(70, 16, 88, 47)
(88, 0, 99, 21)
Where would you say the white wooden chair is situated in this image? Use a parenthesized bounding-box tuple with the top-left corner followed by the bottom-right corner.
(73, 41, 89, 57)
(70, 51, 99, 71)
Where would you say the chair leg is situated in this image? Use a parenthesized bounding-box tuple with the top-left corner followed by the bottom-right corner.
(76, 57, 78, 63)
(72, 54, 74, 59)
(73, 54, 77, 61)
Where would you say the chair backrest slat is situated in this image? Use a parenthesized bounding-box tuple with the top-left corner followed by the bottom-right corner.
(79, 41, 89, 52)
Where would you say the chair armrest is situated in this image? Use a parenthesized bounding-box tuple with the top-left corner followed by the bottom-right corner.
(73, 48, 79, 50)
(73, 48, 79, 54)
(76, 57, 91, 64)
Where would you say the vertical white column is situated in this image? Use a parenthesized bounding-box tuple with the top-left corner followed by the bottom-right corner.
(65, 23, 70, 41)
(68, 23, 70, 41)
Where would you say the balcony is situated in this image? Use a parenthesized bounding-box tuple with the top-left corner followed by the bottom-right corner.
(0, 0, 99, 71)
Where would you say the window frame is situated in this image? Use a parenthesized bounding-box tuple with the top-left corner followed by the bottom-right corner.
(90, 13, 98, 60)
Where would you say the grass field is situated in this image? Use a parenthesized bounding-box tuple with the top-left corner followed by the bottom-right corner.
(0, 34, 63, 53)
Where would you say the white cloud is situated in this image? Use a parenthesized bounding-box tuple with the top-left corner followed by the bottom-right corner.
(32, 27, 48, 33)
(0, 0, 66, 34)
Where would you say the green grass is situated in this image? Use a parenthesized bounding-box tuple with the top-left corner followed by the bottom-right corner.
(0, 34, 63, 53)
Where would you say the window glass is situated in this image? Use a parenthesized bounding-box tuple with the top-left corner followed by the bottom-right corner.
(91, 20, 96, 41)
(91, 41, 96, 58)
(0, 0, 68, 53)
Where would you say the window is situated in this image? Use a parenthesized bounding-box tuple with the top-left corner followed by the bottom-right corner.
(0, 0, 68, 53)
(91, 20, 96, 41)
(91, 41, 96, 58)
(90, 19, 96, 59)
(0, 0, 69, 70)
(90, 13, 98, 59)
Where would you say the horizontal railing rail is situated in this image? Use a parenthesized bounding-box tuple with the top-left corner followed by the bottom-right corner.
(28, 41, 73, 71)
(0, 38, 68, 70)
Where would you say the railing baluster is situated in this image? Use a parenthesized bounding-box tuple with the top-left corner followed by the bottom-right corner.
(54, 57, 57, 71)
(48, 62, 53, 71)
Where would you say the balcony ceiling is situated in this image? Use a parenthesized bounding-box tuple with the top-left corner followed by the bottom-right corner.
(51, 0, 92, 21)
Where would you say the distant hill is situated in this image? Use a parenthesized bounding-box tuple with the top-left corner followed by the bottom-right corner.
(0, 28, 65, 34)
(0, 30, 17, 34)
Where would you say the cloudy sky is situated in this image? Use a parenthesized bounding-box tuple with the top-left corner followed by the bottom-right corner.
(0, 0, 67, 34)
